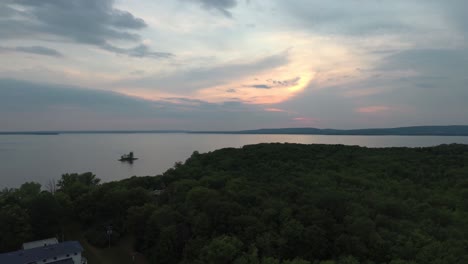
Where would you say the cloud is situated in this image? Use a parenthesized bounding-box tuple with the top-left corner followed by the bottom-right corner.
(116, 51, 289, 93)
(0, 0, 172, 58)
(0, 78, 155, 115)
(247, 84, 272, 89)
(0, 79, 292, 131)
(275, 0, 445, 37)
(379, 49, 468, 78)
(0, 3, 18, 18)
(101, 44, 173, 59)
(241, 77, 301, 90)
(186, 0, 238, 17)
(275, 45, 468, 128)
(293, 117, 319, 123)
(265, 108, 288, 113)
(356, 106, 391, 113)
(130, 70, 146, 76)
(370, 48, 468, 115)
(269, 77, 301, 87)
(0, 46, 63, 57)
(435, 0, 468, 35)
(2, 1, 468, 130)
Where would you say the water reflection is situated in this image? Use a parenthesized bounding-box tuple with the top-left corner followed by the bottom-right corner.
(1, 134, 467, 188)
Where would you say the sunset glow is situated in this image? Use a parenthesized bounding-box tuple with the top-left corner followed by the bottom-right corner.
(1, 0, 467, 130)
(356, 106, 391, 114)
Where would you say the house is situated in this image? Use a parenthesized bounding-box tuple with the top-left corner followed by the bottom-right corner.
(22, 238, 59, 250)
(0, 239, 87, 264)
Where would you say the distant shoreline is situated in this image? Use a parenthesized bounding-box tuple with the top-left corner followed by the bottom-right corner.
(2, 125, 468, 136)
(0, 132, 60, 135)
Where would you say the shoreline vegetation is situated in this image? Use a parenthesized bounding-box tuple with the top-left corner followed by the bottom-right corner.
(2, 125, 468, 136)
(2, 143, 468, 263)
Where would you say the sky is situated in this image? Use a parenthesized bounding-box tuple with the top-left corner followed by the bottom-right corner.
(1, 0, 467, 131)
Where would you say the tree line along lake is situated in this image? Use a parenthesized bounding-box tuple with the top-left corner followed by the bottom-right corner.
(1, 133, 468, 188)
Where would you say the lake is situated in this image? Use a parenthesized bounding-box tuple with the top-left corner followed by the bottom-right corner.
(1, 133, 468, 188)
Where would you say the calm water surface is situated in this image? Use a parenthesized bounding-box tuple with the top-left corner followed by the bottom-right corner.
(1, 134, 468, 188)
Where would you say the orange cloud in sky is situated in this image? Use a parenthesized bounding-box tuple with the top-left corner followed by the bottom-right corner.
(196, 70, 315, 104)
(113, 32, 372, 105)
(356, 106, 391, 113)
(115, 89, 179, 102)
(264, 108, 288, 112)
(203, 33, 372, 104)
(293, 117, 319, 125)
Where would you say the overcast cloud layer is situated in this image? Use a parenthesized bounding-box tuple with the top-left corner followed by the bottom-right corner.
(1, 0, 467, 131)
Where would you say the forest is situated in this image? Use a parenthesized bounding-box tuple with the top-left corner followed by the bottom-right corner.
(1, 143, 468, 264)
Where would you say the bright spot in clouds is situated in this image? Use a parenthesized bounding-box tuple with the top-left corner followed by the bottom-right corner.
(1, 0, 468, 130)
(356, 106, 391, 114)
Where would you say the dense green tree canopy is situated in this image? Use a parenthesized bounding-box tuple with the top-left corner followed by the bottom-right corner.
(2, 143, 468, 264)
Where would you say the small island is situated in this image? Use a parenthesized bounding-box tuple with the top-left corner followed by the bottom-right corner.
(118, 152, 138, 162)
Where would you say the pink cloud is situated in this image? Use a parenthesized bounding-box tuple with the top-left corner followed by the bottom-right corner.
(356, 106, 391, 113)
(292, 117, 319, 124)
(343, 88, 387, 98)
(264, 108, 287, 112)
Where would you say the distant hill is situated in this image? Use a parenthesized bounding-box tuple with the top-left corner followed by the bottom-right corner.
(192, 125, 468, 136)
(0, 130, 185, 135)
(2, 126, 468, 136)
(0, 132, 59, 135)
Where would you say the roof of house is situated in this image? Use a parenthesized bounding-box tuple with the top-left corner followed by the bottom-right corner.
(22, 238, 59, 250)
(50, 258, 75, 264)
(0, 241, 83, 264)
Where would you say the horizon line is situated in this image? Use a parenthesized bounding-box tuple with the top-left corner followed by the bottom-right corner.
(1, 125, 468, 135)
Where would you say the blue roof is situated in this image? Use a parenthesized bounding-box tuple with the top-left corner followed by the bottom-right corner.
(0, 241, 83, 264)
(51, 258, 75, 264)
